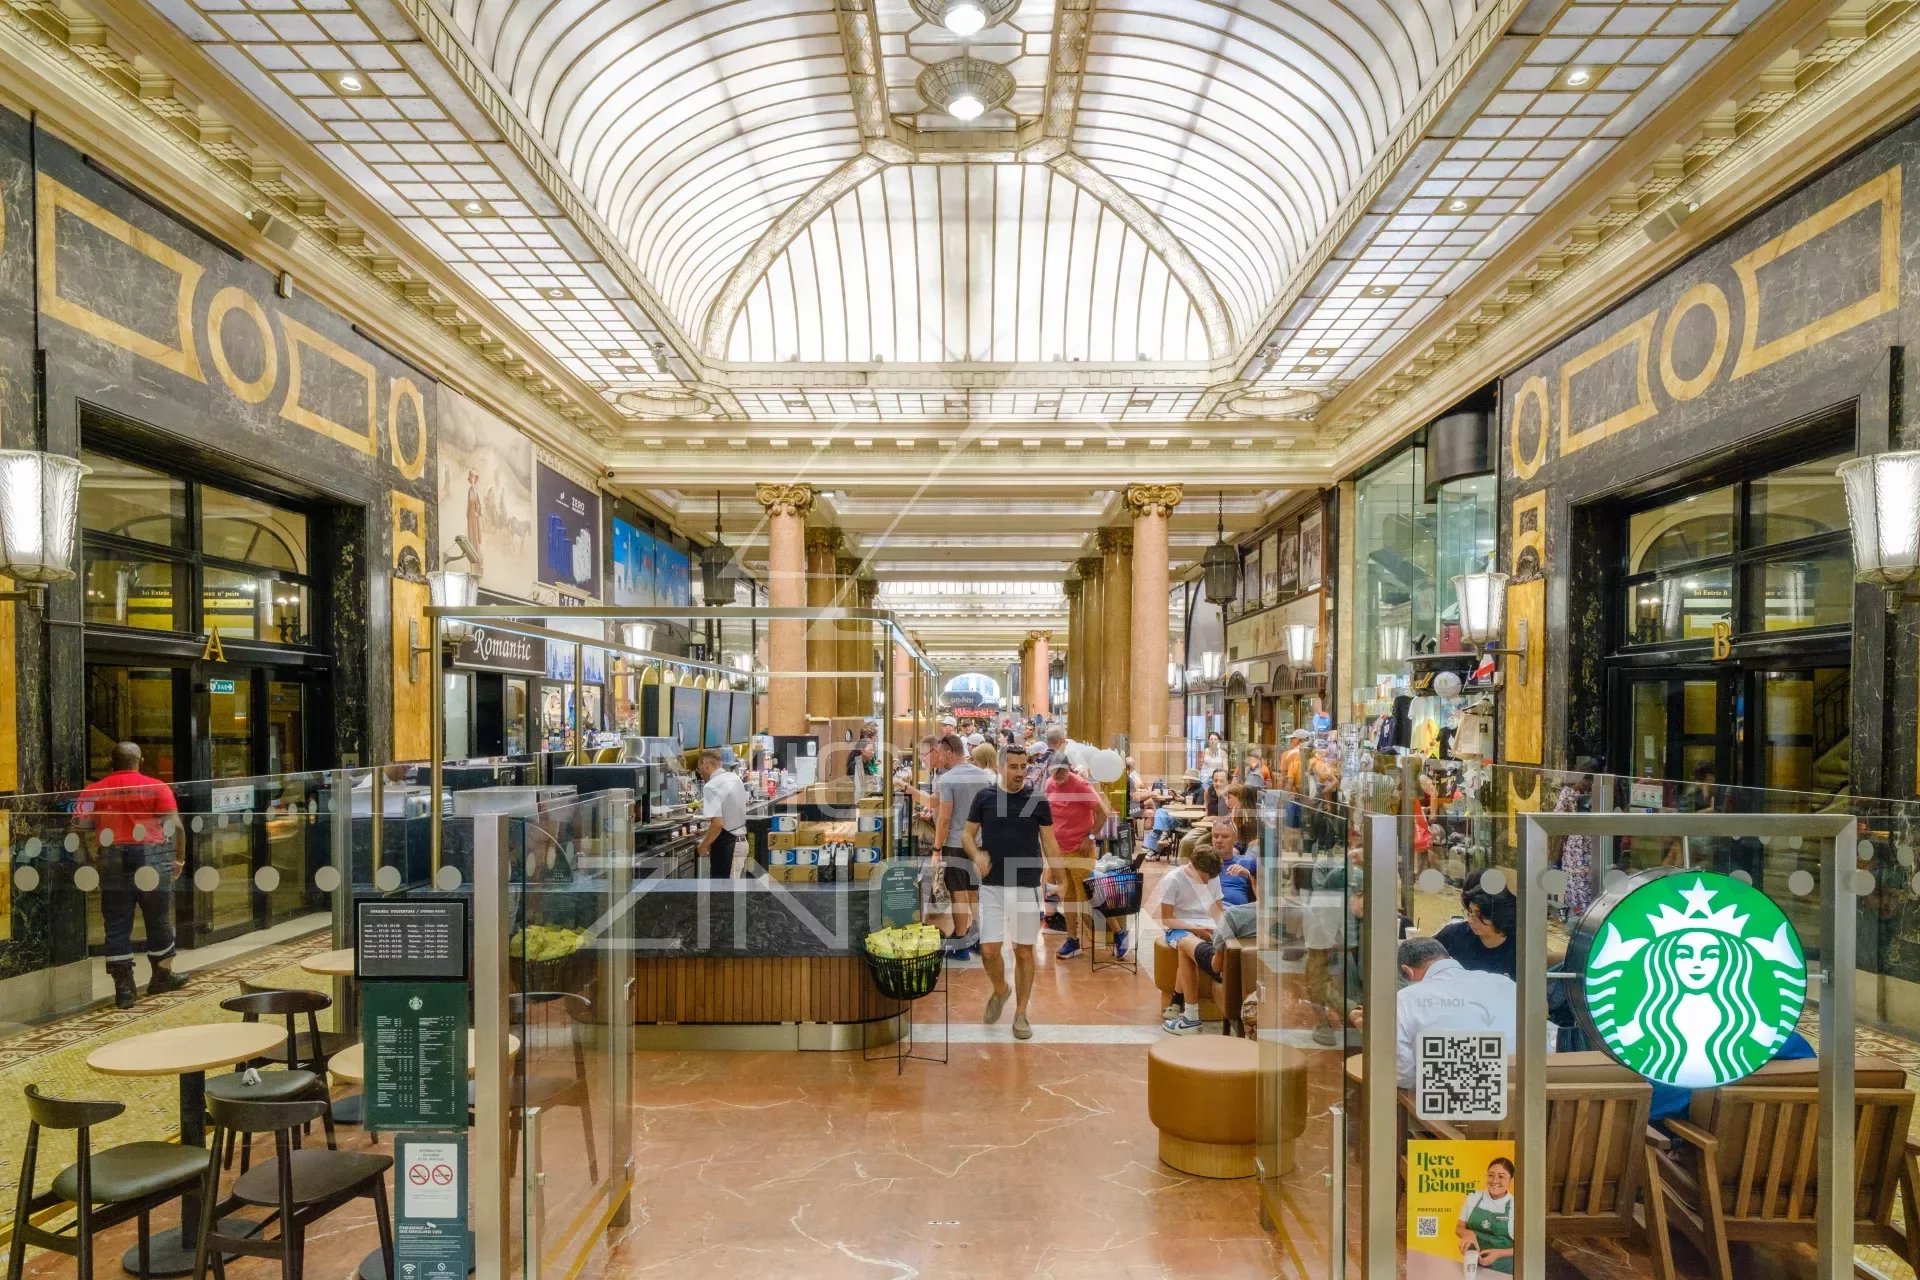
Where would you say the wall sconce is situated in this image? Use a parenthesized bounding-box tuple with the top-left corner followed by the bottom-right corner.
(409, 538, 482, 682)
(1199, 650, 1223, 681)
(1284, 622, 1317, 668)
(0, 450, 90, 609)
(1452, 571, 1529, 685)
(1839, 450, 1920, 610)
(622, 621, 658, 651)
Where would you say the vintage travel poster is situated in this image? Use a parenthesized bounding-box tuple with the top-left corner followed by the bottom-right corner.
(1406, 1140, 1517, 1277)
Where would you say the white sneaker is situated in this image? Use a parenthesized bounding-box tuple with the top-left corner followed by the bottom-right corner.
(1163, 1013, 1202, 1035)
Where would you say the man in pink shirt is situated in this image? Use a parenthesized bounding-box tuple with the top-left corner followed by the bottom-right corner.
(1044, 758, 1116, 960)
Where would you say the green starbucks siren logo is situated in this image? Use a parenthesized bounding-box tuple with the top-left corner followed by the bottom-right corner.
(1574, 871, 1807, 1089)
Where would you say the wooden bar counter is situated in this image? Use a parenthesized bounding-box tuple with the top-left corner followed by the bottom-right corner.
(626, 876, 908, 1050)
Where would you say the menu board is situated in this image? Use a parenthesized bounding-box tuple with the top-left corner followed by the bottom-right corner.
(361, 982, 468, 1130)
(356, 900, 469, 981)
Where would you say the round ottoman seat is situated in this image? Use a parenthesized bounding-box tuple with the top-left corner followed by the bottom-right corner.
(1147, 1036, 1260, 1178)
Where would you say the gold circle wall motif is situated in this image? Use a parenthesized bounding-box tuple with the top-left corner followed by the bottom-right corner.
(207, 287, 278, 404)
(1509, 375, 1549, 481)
(386, 376, 427, 482)
(1658, 282, 1731, 403)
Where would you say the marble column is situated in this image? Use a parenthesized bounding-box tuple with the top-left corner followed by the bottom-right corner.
(1027, 630, 1051, 719)
(1062, 577, 1082, 733)
(756, 483, 813, 735)
(1074, 555, 1104, 745)
(1126, 483, 1182, 783)
(833, 552, 861, 717)
(805, 527, 842, 721)
(1098, 527, 1132, 753)
(892, 643, 912, 723)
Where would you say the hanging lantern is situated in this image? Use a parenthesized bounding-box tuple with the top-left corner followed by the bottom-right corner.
(1839, 451, 1920, 594)
(700, 490, 737, 606)
(0, 450, 89, 587)
(1378, 624, 1410, 664)
(1201, 489, 1238, 606)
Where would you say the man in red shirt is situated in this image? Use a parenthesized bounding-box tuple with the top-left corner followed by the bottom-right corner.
(74, 743, 187, 1009)
(1043, 757, 1115, 961)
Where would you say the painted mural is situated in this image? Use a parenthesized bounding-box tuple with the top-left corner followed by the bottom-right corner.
(436, 386, 536, 599)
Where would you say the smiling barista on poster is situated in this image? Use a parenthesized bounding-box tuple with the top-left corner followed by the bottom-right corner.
(694, 748, 749, 879)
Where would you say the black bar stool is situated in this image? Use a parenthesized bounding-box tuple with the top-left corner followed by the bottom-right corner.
(6, 1085, 210, 1280)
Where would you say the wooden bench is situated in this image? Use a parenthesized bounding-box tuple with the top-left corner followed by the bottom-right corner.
(1655, 1056, 1920, 1280)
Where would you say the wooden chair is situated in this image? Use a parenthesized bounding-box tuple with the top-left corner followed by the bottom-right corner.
(208, 990, 338, 1172)
(509, 992, 599, 1183)
(192, 1095, 392, 1280)
(236, 979, 356, 1070)
(1655, 1083, 1920, 1280)
(7, 1086, 209, 1280)
(1408, 1055, 1675, 1280)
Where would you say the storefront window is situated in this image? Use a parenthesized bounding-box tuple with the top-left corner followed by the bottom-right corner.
(201, 486, 308, 572)
(1350, 448, 1434, 721)
(80, 451, 187, 546)
(1434, 473, 1497, 652)
(84, 557, 181, 630)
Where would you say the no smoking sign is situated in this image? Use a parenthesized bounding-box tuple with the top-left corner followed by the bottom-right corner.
(402, 1143, 461, 1219)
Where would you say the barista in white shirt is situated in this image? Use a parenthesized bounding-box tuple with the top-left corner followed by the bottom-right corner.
(1392, 936, 1521, 1088)
(695, 748, 749, 879)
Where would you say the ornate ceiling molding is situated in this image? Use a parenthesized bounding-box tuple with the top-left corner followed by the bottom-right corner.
(1324, 0, 1920, 468)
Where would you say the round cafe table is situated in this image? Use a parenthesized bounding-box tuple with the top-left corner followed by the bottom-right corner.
(89, 1021, 288, 1277)
(329, 1032, 519, 1280)
(299, 947, 364, 1122)
(1164, 804, 1206, 824)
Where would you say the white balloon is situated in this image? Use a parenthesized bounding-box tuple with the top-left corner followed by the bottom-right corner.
(1432, 671, 1464, 700)
(1089, 749, 1125, 783)
(1065, 742, 1097, 773)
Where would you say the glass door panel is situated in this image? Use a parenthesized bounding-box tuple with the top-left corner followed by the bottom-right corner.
(263, 679, 308, 921)
(203, 674, 257, 937)
(1753, 667, 1849, 803)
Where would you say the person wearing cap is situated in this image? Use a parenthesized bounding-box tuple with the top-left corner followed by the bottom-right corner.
(1043, 753, 1117, 960)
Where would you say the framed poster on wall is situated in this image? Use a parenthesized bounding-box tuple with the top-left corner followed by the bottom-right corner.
(1260, 533, 1279, 601)
(1277, 525, 1299, 596)
(1299, 509, 1324, 590)
(535, 463, 602, 599)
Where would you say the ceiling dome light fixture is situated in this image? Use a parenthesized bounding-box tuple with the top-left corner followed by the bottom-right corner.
(917, 56, 1016, 123)
(909, 0, 1019, 36)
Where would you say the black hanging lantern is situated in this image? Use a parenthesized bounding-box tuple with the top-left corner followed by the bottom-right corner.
(1201, 489, 1238, 607)
(699, 490, 736, 606)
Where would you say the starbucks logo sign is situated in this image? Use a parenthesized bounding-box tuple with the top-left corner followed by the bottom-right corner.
(1570, 870, 1807, 1089)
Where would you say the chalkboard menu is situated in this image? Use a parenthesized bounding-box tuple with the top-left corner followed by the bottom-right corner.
(355, 900, 469, 981)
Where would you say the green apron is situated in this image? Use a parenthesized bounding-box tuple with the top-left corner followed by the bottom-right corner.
(1462, 1193, 1514, 1274)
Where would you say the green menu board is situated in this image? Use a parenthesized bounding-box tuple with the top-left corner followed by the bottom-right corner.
(878, 859, 920, 929)
(361, 982, 467, 1131)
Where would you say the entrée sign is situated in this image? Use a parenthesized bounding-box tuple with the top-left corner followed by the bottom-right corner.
(1568, 870, 1807, 1089)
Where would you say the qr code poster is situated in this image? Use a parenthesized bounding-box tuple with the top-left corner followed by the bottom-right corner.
(1416, 1031, 1508, 1122)
(1405, 1140, 1517, 1277)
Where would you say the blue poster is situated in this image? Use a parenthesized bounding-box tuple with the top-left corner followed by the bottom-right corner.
(658, 544, 691, 607)
(611, 518, 653, 607)
(535, 464, 602, 599)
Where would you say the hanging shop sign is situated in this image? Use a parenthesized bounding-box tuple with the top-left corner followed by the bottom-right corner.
(1567, 870, 1807, 1089)
(451, 624, 545, 675)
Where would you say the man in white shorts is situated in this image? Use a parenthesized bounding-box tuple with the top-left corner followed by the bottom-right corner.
(962, 742, 1060, 1041)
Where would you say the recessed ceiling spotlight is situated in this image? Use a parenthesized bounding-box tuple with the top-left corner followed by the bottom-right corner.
(917, 56, 1016, 123)
(1365, 284, 1397, 298)
(1308, 346, 1338, 357)
(330, 71, 375, 95)
(1447, 197, 1471, 213)
(1566, 67, 1592, 87)
(543, 286, 571, 300)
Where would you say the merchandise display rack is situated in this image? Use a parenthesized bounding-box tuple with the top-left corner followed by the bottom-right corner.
(862, 962, 950, 1073)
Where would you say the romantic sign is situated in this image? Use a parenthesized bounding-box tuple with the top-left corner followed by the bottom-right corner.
(1569, 871, 1808, 1089)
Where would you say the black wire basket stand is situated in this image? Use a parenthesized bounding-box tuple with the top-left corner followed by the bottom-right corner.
(861, 946, 950, 1072)
(1084, 868, 1144, 975)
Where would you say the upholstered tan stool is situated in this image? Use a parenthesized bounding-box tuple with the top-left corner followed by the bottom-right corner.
(1147, 1037, 1259, 1177)
(1151, 938, 1220, 1022)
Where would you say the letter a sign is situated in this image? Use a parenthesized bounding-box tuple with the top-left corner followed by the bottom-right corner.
(201, 631, 228, 662)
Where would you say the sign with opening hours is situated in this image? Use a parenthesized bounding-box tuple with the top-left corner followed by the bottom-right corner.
(1567, 870, 1807, 1089)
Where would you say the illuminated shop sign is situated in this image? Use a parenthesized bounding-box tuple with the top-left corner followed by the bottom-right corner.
(1569, 870, 1807, 1089)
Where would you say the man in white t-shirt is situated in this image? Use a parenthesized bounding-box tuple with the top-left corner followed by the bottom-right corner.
(1392, 936, 1519, 1089)
(695, 749, 749, 879)
(1155, 846, 1224, 1034)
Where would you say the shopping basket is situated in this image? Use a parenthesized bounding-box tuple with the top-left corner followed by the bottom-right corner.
(863, 947, 945, 1001)
(1084, 870, 1144, 917)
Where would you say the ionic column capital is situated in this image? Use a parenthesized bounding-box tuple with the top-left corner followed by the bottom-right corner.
(1124, 483, 1184, 519)
(755, 482, 815, 519)
(1028, 630, 1052, 644)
